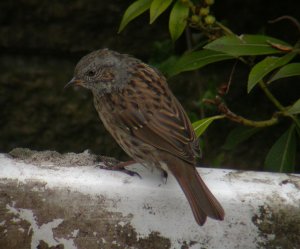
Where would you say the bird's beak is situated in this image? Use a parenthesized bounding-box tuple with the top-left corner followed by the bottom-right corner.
(64, 77, 84, 89)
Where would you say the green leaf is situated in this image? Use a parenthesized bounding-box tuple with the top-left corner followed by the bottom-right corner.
(118, 0, 152, 33)
(247, 53, 296, 93)
(264, 125, 296, 172)
(204, 34, 292, 56)
(150, 0, 173, 24)
(223, 126, 261, 150)
(168, 50, 234, 77)
(192, 115, 225, 138)
(169, 0, 189, 41)
(268, 63, 300, 83)
(154, 55, 179, 76)
(287, 98, 300, 115)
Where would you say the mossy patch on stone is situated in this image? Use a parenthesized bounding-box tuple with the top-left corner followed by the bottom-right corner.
(252, 204, 300, 249)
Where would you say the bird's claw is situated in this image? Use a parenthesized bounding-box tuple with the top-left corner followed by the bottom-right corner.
(96, 160, 141, 179)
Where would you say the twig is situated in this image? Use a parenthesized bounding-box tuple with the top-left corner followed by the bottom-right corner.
(204, 97, 279, 127)
(258, 80, 285, 111)
(269, 15, 300, 34)
(225, 60, 238, 95)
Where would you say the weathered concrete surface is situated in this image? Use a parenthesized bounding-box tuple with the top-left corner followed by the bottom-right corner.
(0, 148, 299, 249)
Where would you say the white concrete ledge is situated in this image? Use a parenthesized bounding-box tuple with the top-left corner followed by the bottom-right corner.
(0, 148, 299, 249)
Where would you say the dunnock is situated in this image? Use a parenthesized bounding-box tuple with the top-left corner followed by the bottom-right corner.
(66, 49, 224, 225)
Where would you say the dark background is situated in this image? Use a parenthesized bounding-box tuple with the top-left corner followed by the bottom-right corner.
(0, 0, 299, 170)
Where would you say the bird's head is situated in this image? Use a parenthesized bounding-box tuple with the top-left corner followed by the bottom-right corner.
(65, 49, 130, 95)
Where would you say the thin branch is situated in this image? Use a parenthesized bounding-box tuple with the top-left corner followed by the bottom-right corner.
(226, 60, 238, 95)
(258, 80, 285, 111)
(269, 15, 300, 34)
(204, 97, 279, 128)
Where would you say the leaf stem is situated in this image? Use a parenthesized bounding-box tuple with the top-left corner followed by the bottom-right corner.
(258, 80, 285, 111)
(215, 21, 235, 36)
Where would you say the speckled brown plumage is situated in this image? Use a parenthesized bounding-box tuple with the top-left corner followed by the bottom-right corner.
(67, 49, 225, 226)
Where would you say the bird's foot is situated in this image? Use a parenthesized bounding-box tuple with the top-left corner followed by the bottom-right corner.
(96, 157, 141, 178)
(112, 160, 141, 178)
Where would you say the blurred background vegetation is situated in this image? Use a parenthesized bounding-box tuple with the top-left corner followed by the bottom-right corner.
(0, 0, 299, 172)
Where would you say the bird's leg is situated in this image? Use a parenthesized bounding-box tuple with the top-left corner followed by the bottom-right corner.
(96, 156, 141, 178)
(161, 169, 168, 184)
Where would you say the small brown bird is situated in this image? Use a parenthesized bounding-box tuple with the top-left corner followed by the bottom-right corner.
(67, 49, 224, 225)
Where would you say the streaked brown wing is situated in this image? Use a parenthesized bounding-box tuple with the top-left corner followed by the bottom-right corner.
(113, 64, 199, 165)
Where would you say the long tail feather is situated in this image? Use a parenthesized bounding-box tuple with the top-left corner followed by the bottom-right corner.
(168, 160, 225, 226)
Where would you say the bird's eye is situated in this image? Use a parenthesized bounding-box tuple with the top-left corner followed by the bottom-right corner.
(86, 70, 96, 77)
